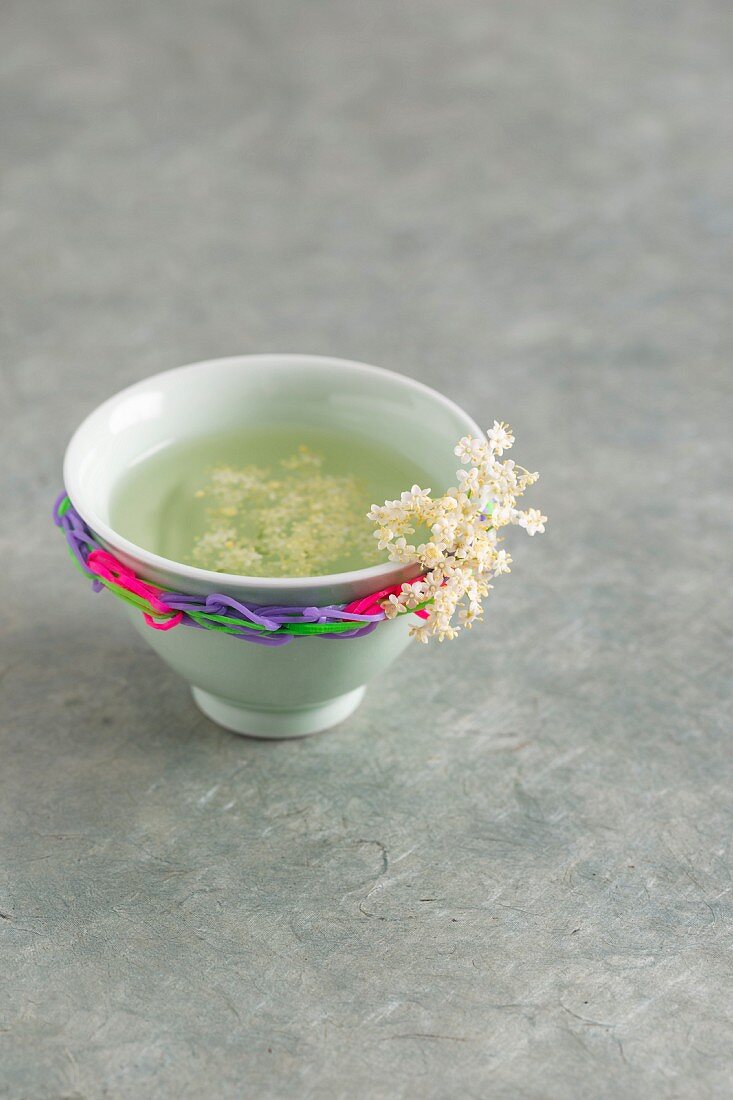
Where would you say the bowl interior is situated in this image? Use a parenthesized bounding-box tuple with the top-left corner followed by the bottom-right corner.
(64, 355, 483, 604)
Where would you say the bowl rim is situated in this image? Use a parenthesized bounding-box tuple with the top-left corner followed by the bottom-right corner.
(63, 353, 484, 593)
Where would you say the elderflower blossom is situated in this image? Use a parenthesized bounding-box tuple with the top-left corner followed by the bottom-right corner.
(367, 421, 546, 642)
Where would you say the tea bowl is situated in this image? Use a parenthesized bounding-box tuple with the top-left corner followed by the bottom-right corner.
(63, 354, 481, 737)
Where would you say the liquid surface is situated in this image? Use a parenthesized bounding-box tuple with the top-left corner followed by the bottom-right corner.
(109, 426, 433, 577)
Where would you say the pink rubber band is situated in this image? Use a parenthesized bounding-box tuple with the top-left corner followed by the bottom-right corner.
(87, 550, 183, 629)
(343, 576, 426, 618)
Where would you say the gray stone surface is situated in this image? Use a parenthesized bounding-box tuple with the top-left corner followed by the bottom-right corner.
(2, 0, 732, 1096)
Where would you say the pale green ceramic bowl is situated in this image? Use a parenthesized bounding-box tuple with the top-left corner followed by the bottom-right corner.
(64, 354, 482, 737)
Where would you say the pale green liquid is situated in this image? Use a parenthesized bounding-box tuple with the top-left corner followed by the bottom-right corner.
(109, 425, 433, 577)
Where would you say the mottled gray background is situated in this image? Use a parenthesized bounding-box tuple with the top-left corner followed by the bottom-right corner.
(2, 1, 732, 1097)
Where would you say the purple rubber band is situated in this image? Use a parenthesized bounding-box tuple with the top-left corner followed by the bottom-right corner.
(54, 494, 389, 643)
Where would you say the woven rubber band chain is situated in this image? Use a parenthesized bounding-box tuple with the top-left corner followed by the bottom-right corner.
(53, 493, 432, 646)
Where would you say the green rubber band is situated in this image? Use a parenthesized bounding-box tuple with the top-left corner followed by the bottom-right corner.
(186, 612, 248, 636)
(95, 577, 160, 616)
(194, 611, 268, 632)
(187, 611, 269, 636)
(283, 620, 363, 635)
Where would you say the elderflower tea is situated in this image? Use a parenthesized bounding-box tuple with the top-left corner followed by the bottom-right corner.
(109, 425, 433, 578)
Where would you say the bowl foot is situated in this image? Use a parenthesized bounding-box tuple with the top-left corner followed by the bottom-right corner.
(191, 685, 367, 739)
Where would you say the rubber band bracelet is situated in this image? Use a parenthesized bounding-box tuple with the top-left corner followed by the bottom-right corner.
(53, 493, 431, 646)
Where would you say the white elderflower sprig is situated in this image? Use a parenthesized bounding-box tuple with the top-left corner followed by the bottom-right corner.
(368, 421, 546, 642)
